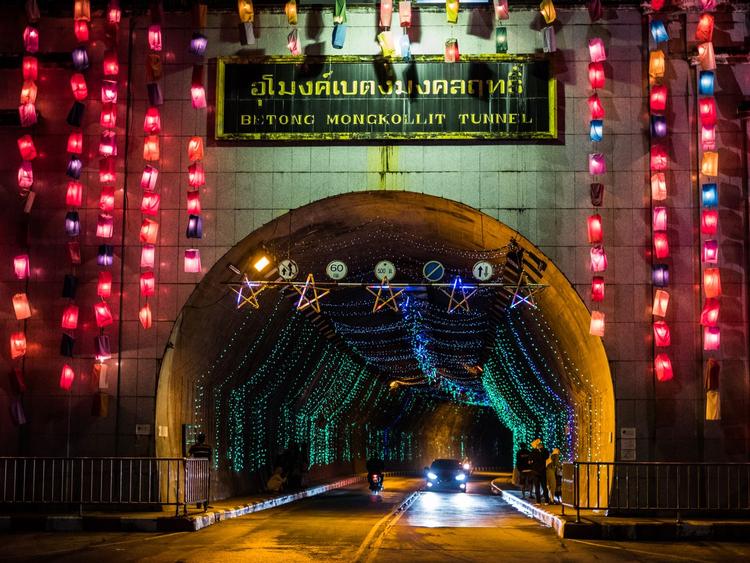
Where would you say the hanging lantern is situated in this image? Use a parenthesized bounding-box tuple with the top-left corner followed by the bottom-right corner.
(650, 115, 667, 138)
(191, 84, 207, 109)
(542, 26, 556, 53)
(61, 304, 79, 330)
(495, 26, 508, 54)
(587, 214, 603, 244)
(140, 218, 159, 244)
(539, 0, 556, 24)
(65, 181, 83, 207)
(699, 0, 716, 8)
(591, 276, 605, 302)
(184, 249, 202, 273)
(649, 20, 668, 43)
(588, 153, 606, 175)
(400, 1, 412, 26)
(493, 0, 509, 21)
(97, 244, 114, 266)
(377, 31, 395, 58)
(147, 55, 163, 82)
(141, 165, 159, 191)
(654, 354, 673, 382)
(589, 120, 603, 142)
(101, 80, 118, 104)
(23, 26, 39, 53)
(97, 271, 112, 298)
(653, 321, 671, 347)
(186, 215, 203, 239)
(648, 50, 665, 79)
(140, 271, 156, 297)
(72, 47, 89, 71)
(400, 34, 411, 59)
(701, 151, 718, 177)
(699, 71, 715, 96)
(17, 135, 37, 160)
(94, 301, 114, 328)
(697, 42, 715, 70)
(74, 0, 91, 20)
(700, 298, 720, 327)
(701, 209, 718, 235)
(649, 85, 667, 113)
(99, 130, 117, 157)
(60, 365, 75, 391)
(652, 206, 668, 231)
(446, 0, 459, 24)
(653, 231, 669, 259)
(141, 244, 155, 269)
(74, 20, 89, 43)
(589, 310, 605, 337)
(653, 289, 669, 317)
(108, 0, 122, 25)
(100, 103, 117, 128)
(696, 13, 714, 43)
(103, 50, 119, 76)
(380, 0, 393, 28)
(702, 240, 719, 263)
(332, 24, 347, 50)
(10, 332, 27, 360)
(143, 135, 160, 161)
(14, 255, 30, 280)
(587, 93, 605, 119)
(65, 157, 82, 180)
(139, 303, 153, 329)
(238, 0, 254, 22)
(12, 293, 32, 320)
(100, 158, 116, 184)
(650, 145, 668, 171)
(703, 326, 720, 351)
(189, 33, 208, 56)
(590, 245, 608, 272)
(652, 264, 669, 287)
(699, 97, 717, 126)
(67, 131, 84, 154)
(18, 102, 35, 128)
(18, 162, 34, 189)
(141, 192, 161, 216)
(148, 24, 163, 51)
(62, 274, 78, 300)
(588, 62, 605, 90)
(588, 38, 606, 62)
(96, 214, 114, 238)
(701, 183, 718, 207)
(144, 107, 161, 134)
(704, 267, 721, 298)
(68, 242, 82, 264)
(188, 136, 204, 161)
(188, 162, 205, 187)
(701, 125, 716, 151)
(22, 56, 38, 81)
(65, 211, 80, 237)
(95, 335, 111, 362)
(187, 191, 202, 214)
(651, 0, 665, 10)
(20, 81, 37, 105)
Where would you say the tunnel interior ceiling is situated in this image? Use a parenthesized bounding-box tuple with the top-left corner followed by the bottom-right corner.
(162, 192, 613, 494)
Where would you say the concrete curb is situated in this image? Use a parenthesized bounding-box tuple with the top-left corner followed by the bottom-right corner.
(490, 479, 566, 537)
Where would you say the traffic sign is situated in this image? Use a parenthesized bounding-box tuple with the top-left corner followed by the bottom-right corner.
(423, 260, 445, 282)
(326, 260, 348, 280)
(472, 261, 494, 281)
(374, 260, 396, 281)
(278, 259, 299, 280)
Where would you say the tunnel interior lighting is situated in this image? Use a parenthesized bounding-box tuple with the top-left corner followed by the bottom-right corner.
(253, 256, 271, 272)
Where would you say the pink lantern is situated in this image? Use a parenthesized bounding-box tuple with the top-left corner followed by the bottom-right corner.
(188, 162, 205, 187)
(590, 245, 608, 272)
(653, 231, 670, 259)
(493, 0, 509, 21)
(702, 240, 719, 263)
(444, 39, 459, 63)
(191, 85, 207, 109)
(650, 145, 668, 171)
(588, 153, 606, 176)
(12, 293, 32, 320)
(704, 268, 721, 298)
(17, 135, 37, 160)
(94, 301, 114, 328)
(700, 298, 720, 327)
(97, 271, 112, 298)
(101, 80, 118, 104)
(19, 102, 37, 127)
(703, 326, 720, 351)
(699, 0, 716, 9)
(652, 289, 669, 317)
(139, 303, 152, 329)
(140, 245, 155, 269)
(701, 125, 716, 151)
(103, 50, 119, 76)
(66, 181, 83, 207)
(188, 137, 204, 162)
(70, 73, 88, 101)
(187, 191, 201, 214)
(99, 186, 115, 212)
(23, 26, 39, 53)
(587, 93, 605, 119)
(653, 321, 671, 347)
(649, 85, 667, 113)
(184, 249, 202, 273)
(144, 107, 161, 134)
(100, 103, 117, 128)
(140, 271, 156, 297)
(18, 162, 34, 189)
(588, 62, 605, 90)
(14, 255, 30, 280)
(652, 207, 667, 231)
(699, 97, 717, 126)
(587, 214, 603, 244)
(141, 192, 161, 216)
(60, 365, 75, 391)
(589, 310, 605, 337)
(400, 0, 412, 26)
(61, 304, 79, 330)
(588, 37, 606, 62)
(140, 218, 159, 244)
(141, 165, 159, 191)
(96, 214, 114, 238)
(67, 131, 84, 154)
(380, 0, 393, 28)
(654, 354, 673, 382)
(10, 332, 27, 359)
(148, 24, 162, 51)
(100, 158, 116, 184)
(108, 1, 122, 25)
(99, 130, 117, 157)
(701, 210, 718, 235)
(143, 136, 160, 161)
(591, 277, 605, 302)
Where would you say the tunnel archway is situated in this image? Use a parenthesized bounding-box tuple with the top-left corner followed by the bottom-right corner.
(156, 191, 614, 499)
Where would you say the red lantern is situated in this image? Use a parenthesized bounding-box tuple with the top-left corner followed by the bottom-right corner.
(653, 231, 669, 259)
(700, 298, 720, 327)
(654, 354, 673, 382)
(701, 125, 716, 151)
(12, 293, 32, 320)
(702, 240, 718, 263)
(66, 181, 83, 207)
(184, 249, 202, 273)
(188, 162, 205, 187)
(140, 271, 156, 297)
(588, 62, 605, 90)
(17, 161, 33, 190)
(591, 276, 605, 302)
(141, 165, 159, 191)
(108, 1, 122, 25)
(94, 301, 113, 327)
(96, 214, 114, 238)
(701, 210, 718, 235)
(400, 0, 412, 26)
(187, 191, 202, 214)
(140, 218, 159, 244)
(187, 137, 204, 162)
(14, 255, 30, 280)
(380, 0, 393, 27)
(589, 310, 605, 337)
(97, 271, 112, 298)
(67, 241, 81, 264)
(651, 0, 665, 10)
(23, 26, 39, 53)
(652, 289, 669, 317)
(148, 24, 162, 51)
(103, 50, 119, 76)
(444, 39, 459, 63)
(70, 73, 88, 100)
(139, 303, 153, 329)
(649, 85, 667, 113)
(699, 97, 717, 126)
(191, 85, 207, 109)
(101, 80, 118, 104)
(67, 131, 84, 154)
(144, 107, 161, 134)
(587, 214, 603, 244)
(696, 13, 714, 42)
(100, 103, 117, 128)
(141, 192, 161, 215)
(20, 81, 37, 104)
(10, 332, 27, 359)
(587, 93, 605, 119)
(143, 135, 160, 161)
(653, 320, 671, 347)
(22, 56, 38, 80)
(60, 365, 76, 391)
(703, 326, 720, 351)
(141, 244, 155, 268)
(650, 145, 668, 171)
(652, 207, 667, 231)
(704, 268, 721, 298)
(17, 135, 37, 160)
(590, 245, 608, 272)
(99, 130, 117, 157)
(99, 187, 115, 212)
(61, 304, 79, 330)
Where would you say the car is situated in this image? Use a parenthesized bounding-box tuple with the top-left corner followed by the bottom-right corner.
(425, 458, 468, 492)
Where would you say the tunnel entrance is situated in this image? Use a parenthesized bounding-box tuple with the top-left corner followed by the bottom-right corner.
(156, 191, 614, 499)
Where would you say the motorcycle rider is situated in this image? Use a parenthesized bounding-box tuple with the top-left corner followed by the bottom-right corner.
(366, 456, 385, 490)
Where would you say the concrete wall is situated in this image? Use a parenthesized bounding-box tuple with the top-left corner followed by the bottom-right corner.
(1, 5, 748, 462)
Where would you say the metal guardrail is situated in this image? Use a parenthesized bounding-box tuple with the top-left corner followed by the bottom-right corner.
(562, 461, 750, 521)
(0, 457, 210, 517)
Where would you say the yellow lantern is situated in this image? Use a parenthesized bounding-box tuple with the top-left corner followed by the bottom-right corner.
(446, 0, 459, 24)
(238, 0, 254, 23)
(701, 151, 718, 177)
(540, 0, 556, 24)
(649, 50, 665, 80)
(285, 0, 298, 26)
(74, 0, 91, 21)
(377, 31, 395, 58)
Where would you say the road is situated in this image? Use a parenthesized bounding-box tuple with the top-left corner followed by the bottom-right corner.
(2, 473, 750, 562)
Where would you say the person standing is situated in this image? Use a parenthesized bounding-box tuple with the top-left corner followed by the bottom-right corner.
(529, 438, 550, 504)
(546, 448, 561, 504)
(514, 445, 532, 498)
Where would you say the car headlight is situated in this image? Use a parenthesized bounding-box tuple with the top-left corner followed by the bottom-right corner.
(427, 472, 438, 480)
(455, 473, 466, 481)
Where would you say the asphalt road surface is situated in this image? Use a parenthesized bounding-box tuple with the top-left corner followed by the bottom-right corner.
(3, 474, 750, 562)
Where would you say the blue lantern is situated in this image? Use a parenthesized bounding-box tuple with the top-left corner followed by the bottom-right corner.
(66, 156, 83, 179)
(65, 211, 80, 237)
(97, 245, 114, 267)
(649, 20, 668, 43)
(699, 71, 715, 96)
(72, 47, 89, 71)
(186, 215, 203, 239)
(332, 24, 347, 49)
(650, 115, 667, 138)
(189, 33, 208, 56)
(589, 120, 603, 142)
(652, 264, 670, 287)
(701, 183, 718, 208)
(400, 34, 411, 60)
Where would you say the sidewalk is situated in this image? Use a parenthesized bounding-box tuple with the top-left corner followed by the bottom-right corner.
(491, 478, 750, 541)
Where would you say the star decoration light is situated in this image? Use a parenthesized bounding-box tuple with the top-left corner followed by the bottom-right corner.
(231, 275, 267, 309)
(509, 274, 546, 309)
(292, 273, 330, 313)
(440, 276, 477, 313)
(366, 277, 405, 312)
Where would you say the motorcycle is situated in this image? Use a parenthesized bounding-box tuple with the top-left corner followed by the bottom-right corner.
(368, 473, 383, 494)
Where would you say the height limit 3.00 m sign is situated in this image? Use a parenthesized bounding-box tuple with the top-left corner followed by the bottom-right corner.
(216, 56, 557, 142)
